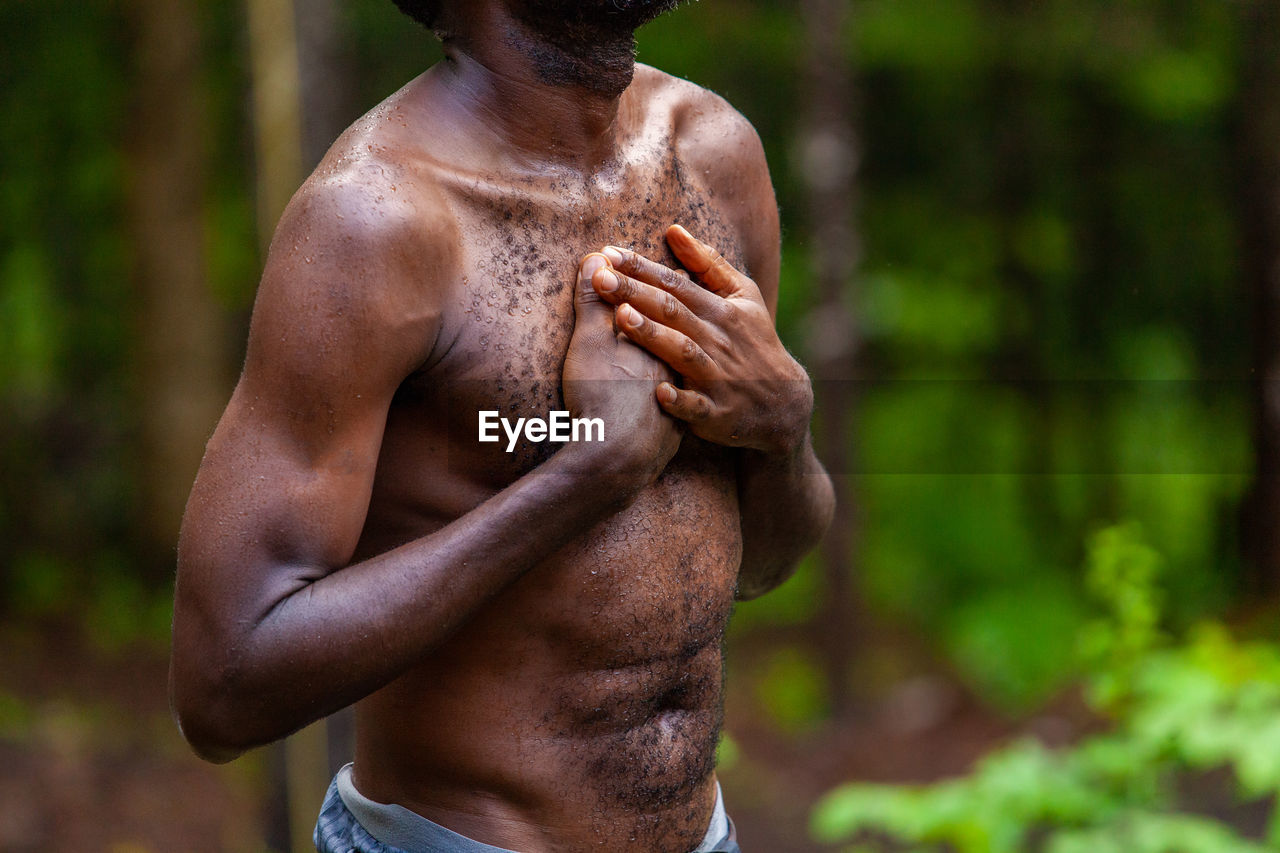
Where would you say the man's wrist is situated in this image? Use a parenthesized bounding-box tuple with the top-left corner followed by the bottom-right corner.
(555, 439, 664, 504)
(751, 380, 815, 459)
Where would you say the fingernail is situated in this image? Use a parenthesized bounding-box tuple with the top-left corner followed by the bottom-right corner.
(621, 304, 642, 327)
(596, 269, 619, 292)
(658, 383, 677, 404)
(602, 246, 625, 265)
(582, 254, 606, 277)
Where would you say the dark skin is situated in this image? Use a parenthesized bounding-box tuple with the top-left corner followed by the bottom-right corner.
(171, 1, 834, 850)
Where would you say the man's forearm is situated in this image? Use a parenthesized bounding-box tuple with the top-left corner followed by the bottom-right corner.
(735, 433, 834, 600)
(173, 447, 645, 762)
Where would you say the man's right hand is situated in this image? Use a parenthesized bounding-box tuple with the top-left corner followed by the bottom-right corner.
(562, 253, 682, 490)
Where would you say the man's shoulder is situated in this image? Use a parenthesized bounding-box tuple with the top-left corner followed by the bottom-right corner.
(634, 64, 768, 181)
(289, 98, 458, 264)
(634, 65, 778, 282)
(264, 104, 461, 314)
(250, 108, 456, 366)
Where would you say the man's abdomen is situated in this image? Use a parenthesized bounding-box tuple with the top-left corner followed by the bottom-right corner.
(351, 455, 741, 850)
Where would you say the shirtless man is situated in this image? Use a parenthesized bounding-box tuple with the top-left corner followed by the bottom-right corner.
(170, 0, 834, 850)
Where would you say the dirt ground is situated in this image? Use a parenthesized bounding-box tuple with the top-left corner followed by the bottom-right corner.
(0, 624, 1089, 853)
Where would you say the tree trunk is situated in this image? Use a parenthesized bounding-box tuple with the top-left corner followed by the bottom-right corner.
(1239, 0, 1280, 597)
(799, 0, 862, 718)
(987, 2, 1057, 546)
(128, 0, 229, 571)
(295, 0, 354, 170)
(247, 0, 305, 250)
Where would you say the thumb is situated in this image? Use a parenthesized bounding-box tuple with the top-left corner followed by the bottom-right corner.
(574, 253, 614, 322)
(566, 253, 619, 371)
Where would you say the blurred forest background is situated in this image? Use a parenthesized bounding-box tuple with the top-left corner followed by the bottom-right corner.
(3, 0, 1280, 851)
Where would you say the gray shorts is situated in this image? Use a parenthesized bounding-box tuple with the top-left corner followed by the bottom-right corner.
(314, 764, 741, 853)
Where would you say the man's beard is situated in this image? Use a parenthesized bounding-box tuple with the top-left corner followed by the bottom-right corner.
(507, 0, 685, 95)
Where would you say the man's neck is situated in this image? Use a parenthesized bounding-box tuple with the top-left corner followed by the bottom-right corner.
(437, 4, 640, 173)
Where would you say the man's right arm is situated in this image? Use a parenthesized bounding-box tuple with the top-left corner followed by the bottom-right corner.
(171, 173, 676, 763)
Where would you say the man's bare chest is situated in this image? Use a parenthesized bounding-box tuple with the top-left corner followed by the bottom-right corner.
(398, 156, 743, 477)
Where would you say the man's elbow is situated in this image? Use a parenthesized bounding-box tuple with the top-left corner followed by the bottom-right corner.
(811, 465, 837, 546)
(169, 657, 260, 764)
(737, 470, 836, 601)
(178, 717, 248, 765)
(735, 548, 810, 601)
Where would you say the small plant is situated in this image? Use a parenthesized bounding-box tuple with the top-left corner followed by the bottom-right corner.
(811, 523, 1280, 853)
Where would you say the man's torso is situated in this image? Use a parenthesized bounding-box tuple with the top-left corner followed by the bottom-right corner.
(324, 64, 754, 852)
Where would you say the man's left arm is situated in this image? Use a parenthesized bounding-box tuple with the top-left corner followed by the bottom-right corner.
(594, 211, 834, 598)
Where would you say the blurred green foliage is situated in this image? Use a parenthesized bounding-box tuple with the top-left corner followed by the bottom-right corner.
(647, 0, 1252, 712)
(812, 524, 1280, 852)
(0, 0, 1263, 716)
